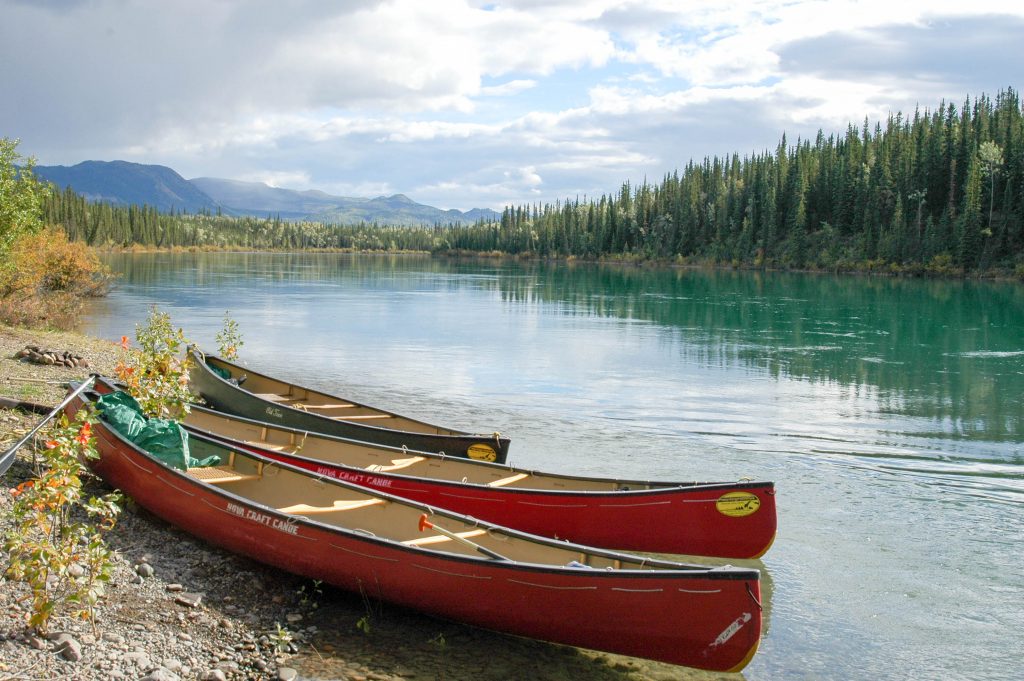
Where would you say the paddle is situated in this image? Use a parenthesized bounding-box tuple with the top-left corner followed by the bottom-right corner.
(0, 377, 96, 478)
(417, 513, 508, 561)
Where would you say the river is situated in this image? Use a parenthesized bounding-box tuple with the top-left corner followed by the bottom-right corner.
(82, 252, 1023, 680)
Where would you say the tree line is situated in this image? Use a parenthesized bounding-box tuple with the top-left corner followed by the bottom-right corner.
(43, 87, 1024, 274)
(43, 190, 453, 252)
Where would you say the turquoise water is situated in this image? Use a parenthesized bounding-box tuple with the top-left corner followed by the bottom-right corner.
(83, 253, 1024, 680)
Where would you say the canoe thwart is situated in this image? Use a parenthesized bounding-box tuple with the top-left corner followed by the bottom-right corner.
(187, 465, 260, 484)
(257, 442, 299, 453)
(300, 403, 357, 409)
(488, 472, 529, 487)
(366, 456, 426, 473)
(277, 498, 386, 514)
(403, 528, 488, 546)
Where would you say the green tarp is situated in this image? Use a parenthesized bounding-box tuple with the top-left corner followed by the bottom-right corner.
(95, 391, 217, 471)
(207, 361, 232, 380)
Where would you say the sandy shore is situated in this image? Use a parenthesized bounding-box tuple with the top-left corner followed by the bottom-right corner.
(0, 325, 699, 681)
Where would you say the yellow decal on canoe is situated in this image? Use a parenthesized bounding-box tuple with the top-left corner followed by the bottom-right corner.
(467, 443, 498, 462)
(716, 492, 760, 517)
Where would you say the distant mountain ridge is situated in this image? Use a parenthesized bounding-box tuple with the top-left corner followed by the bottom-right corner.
(35, 160, 218, 214)
(34, 161, 498, 225)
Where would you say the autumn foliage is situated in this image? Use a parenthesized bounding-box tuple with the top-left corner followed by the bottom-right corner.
(1, 138, 113, 328)
(0, 227, 113, 328)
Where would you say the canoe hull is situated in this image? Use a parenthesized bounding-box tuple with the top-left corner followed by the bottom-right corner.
(67, 397, 762, 672)
(189, 350, 511, 463)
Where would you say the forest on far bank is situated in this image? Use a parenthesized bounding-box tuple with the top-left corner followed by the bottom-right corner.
(40, 87, 1024, 277)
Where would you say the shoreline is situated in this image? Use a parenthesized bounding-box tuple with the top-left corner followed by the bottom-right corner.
(92, 245, 1024, 282)
(0, 325, 685, 681)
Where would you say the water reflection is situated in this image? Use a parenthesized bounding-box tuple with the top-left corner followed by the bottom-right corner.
(96, 252, 1024, 448)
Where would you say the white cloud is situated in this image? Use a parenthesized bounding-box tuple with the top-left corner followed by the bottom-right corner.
(2, 0, 1023, 210)
(480, 80, 539, 97)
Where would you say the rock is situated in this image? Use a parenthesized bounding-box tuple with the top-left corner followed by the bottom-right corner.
(199, 670, 227, 681)
(165, 583, 184, 592)
(123, 651, 152, 669)
(277, 667, 298, 681)
(49, 633, 83, 662)
(175, 592, 203, 608)
(162, 658, 183, 673)
(285, 613, 303, 624)
(140, 667, 181, 681)
(136, 563, 155, 578)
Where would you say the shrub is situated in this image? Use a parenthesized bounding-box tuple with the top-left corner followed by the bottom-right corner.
(3, 409, 122, 633)
(0, 227, 113, 328)
(115, 307, 196, 420)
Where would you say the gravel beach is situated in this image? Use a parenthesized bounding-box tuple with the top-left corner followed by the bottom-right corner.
(1, 325, 698, 681)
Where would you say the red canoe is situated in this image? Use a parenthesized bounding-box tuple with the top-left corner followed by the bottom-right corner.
(92, 376, 777, 558)
(67, 388, 764, 672)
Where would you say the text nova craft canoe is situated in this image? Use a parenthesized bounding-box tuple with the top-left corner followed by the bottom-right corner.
(67, 387, 764, 672)
(92, 373, 776, 558)
(188, 348, 511, 463)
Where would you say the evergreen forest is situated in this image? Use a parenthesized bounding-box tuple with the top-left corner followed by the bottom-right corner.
(42, 88, 1024, 275)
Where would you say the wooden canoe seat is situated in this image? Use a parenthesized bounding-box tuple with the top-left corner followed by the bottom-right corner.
(332, 414, 393, 421)
(403, 529, 487, 547)
(277, 498, 385, 514)
(257, 442, 299, 453)
(252, 393, 288, 402)
(187, 465, 261, 484)
(366, 456, 426, 473)
(488, 472, 529, 487)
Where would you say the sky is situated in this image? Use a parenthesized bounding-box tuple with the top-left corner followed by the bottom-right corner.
(2, 0, 1022, 211)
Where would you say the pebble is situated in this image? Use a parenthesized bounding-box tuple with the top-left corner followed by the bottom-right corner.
(140, 667, 180, 681)
(49, 632, 83, 662)
(123, 651, 152, 669)
(277, 667, 298, 681)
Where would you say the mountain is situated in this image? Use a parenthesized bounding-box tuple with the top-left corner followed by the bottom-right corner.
(188, 177, 344, 219)
(191, 177, 499, 225)
(35, 160, 219, 214)
(34, 160, 500, 225)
